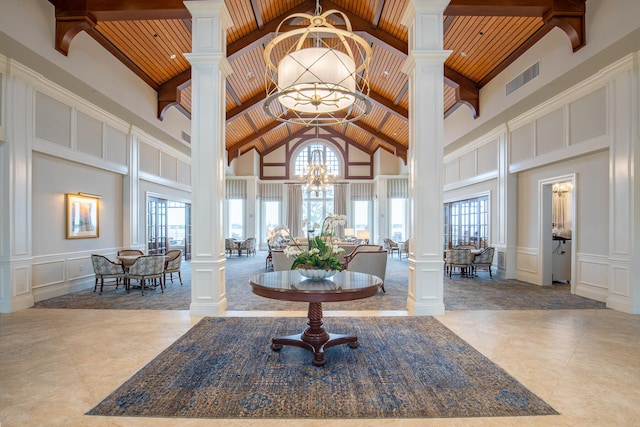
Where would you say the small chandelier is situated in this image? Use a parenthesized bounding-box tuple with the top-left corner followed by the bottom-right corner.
(552, 182, 573, 195)
(301, 148, 333, 196)
(263, 0, 372, 126)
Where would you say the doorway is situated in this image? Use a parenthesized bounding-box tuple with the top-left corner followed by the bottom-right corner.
(539, 174, 575, 291)
(147, 196, 192, 260)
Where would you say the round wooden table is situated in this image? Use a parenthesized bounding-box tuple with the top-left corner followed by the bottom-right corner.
(250, 270, 382, 366)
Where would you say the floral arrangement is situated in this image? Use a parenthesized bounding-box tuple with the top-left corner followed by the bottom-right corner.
(284, 214, 347, 272)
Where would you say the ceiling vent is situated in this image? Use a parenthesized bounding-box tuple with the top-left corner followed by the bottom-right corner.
(506, 61, 539, 96)
(181, 131, 191, 144)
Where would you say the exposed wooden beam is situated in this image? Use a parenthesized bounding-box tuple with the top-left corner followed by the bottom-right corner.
(158, 69, 191, 119)
(350, 121, 407, 163)
(227, 121, 285, 163)
(227, 0, 316, 60)
(85, 26, 159, 89)
(249, 0, 264, 29)
(445, 0, 555, 17)
(324, 127, 375, 156)
(445, 1, 586, 52)
(444, 67, 480, 119)
(371, 0, 385, 28)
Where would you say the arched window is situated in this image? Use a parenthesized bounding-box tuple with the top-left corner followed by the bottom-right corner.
(294, 143, 341, 177)
(294, 144, 341, 226)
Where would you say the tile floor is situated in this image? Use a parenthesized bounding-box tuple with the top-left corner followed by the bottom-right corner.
(1, 307, 639, 426)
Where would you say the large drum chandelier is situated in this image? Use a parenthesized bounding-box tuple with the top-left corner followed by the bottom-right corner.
(264, 1, 372, 126)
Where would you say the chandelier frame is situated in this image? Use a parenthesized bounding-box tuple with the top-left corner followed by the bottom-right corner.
(263, 5, 373, 127)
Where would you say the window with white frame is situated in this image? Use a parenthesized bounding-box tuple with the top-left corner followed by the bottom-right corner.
(444, 195, 489, 249)
(295, 144, 340, 227)
(294, 143, 340, 177)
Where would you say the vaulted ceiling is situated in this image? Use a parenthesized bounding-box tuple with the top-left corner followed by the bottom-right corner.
(48, 0, 586, 164)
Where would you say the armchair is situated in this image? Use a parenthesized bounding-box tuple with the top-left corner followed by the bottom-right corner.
(126, 255, 165, 295)
(383, 238, 400, 257)
(272, 249, 294, 271)
(239, 237, 256, 257)
(445, 248, 473, 278)
(344, 250, 388, 292)
(472, 247, 495, 277)
(225, 238, 237, 257)
(163, 249, 183, 285)
(91, 254, 125, 295)
(341, 244, 383, 268)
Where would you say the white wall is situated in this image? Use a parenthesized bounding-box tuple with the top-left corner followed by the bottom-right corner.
(0, 0, 190, 153)
(444, 0, 640, 150)
(1, 55, 193, 308)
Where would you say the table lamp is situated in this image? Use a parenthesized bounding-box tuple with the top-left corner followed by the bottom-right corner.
(356, 229, 370, 244)
(344, 228, 355, 241)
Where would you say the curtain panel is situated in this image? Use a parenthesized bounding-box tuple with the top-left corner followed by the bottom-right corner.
(333, 183, 347, 237)
(287, 184, 302, 238)
(387, 177, 408, 198)
(226, 179, 246, 199)
(351, 182, 373, 201)
(258, 183, 283, 201)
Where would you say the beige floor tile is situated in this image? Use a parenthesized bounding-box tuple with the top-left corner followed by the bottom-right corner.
(1, 308, 640, 426)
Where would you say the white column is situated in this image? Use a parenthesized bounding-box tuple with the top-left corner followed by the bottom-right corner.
(497, 125, 518, 278)
(122, 129, 142, 251)
(184, 0, 233, 316)
(0, 60, 36, 313)
(402, 0, 451, 315)
(607, 53, 639, 314)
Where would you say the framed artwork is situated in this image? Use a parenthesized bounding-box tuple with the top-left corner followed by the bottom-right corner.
(66, 193, 100, 239)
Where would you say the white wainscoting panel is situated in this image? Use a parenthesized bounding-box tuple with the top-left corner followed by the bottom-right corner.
(516, 246, 539, 284)
(509, 123, 533, 164)
(610, 262, 630, 296)
(575, 253, 609, 302)
(535, 107, 564, 156)
(569, 87, 607, 146)
(140, 142, 161, 175)
(32, 259, 65, 288)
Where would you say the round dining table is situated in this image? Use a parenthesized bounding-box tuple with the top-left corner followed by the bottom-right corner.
(250, 270, 382, 366)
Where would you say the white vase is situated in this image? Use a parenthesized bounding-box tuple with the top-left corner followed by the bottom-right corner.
(297, 268, 337, 281)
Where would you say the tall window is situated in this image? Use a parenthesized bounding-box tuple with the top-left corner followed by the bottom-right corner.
(295, 144, 339, 226)
(353, 200, 371, 232)
(444, 195, 489, 249)
(303, 185, 334, 227)
(228, 199, 244, 239)
(390, 198, 407, 241)
(263, 200, 281, 238)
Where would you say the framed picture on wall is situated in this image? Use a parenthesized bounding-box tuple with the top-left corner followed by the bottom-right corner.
(66, 193, 100, 239)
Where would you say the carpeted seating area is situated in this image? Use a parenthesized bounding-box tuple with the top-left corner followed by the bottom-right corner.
(35, 251, 605, 311)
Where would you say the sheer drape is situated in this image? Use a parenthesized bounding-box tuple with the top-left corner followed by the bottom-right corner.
(333, 183, 347, 237)
(287, 184, 303, 237)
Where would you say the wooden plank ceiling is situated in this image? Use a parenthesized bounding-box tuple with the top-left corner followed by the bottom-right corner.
(48, 0, 586, 164)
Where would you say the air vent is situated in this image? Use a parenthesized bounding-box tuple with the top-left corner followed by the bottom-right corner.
(506, 61, 539, 96)
(181, 131, 191, 144)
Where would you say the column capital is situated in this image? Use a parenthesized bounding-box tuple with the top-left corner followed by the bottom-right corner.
(185, 0, 233, 54)
(402, 0, 451, 51)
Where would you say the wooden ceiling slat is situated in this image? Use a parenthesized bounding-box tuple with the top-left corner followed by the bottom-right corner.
(226, 0, 259, 43)
(378, 0, 409, 42)
(55, 0, 587, 161)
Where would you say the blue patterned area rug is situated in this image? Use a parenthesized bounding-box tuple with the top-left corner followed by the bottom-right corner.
(87, 317, 558, 420)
